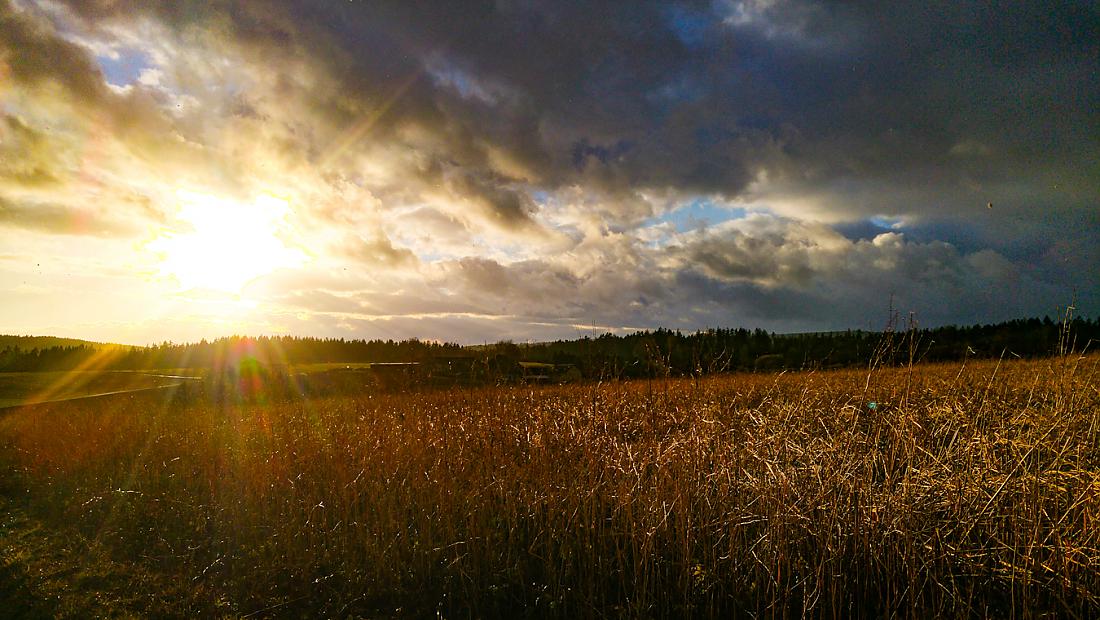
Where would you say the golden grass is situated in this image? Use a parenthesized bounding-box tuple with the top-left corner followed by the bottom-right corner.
(1, 355, 1098, 617)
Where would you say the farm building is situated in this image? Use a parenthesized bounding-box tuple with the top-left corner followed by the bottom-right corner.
(519, 361, 554, 383)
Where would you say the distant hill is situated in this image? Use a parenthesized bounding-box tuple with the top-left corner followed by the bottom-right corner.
(0, 335, 129, 352)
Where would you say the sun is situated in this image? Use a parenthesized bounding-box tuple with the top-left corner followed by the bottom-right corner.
(148, 192, 304, 293)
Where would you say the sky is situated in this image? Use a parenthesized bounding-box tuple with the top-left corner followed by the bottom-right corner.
(0, 0, 1097, 346)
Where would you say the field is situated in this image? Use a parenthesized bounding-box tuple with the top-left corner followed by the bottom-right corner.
(1, 355, 1098, 618)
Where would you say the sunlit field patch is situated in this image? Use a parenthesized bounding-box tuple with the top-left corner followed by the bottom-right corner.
(0, 370, 193, 408)
(1, 355, 1098, 617)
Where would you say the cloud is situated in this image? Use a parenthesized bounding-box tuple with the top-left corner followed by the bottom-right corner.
(392, 214, 1084, 339)
(40, 0, 1098, 224)
(338, 232, 417, 268)
(0, 113, 63, 188)
(0, 0, 108, 103)
(0, 0, 1094, 343)
(0, 195, 139, 237)
(444, 169, 539, 232)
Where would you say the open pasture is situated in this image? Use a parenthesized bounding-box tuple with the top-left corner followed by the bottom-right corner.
(0, 355, 1098, 618)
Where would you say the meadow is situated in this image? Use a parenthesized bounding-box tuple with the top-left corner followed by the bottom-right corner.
(0, 354, 1097, 618)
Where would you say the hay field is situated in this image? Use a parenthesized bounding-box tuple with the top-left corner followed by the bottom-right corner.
(1, 355, 1097, 617)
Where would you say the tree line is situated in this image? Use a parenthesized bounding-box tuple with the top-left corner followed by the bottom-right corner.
(0, 336, 463, 373)
(513, 315, 1099, 379)
(0, 315, 1096, 375)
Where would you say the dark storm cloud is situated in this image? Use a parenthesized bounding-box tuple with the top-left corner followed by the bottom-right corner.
(64, 1, 1097, 206)
(0, 0, 108, 103)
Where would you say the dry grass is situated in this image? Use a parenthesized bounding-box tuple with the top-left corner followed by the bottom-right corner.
(1, 354, 1098, 618)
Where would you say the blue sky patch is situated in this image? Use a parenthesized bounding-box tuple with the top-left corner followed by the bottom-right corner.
(95, 48, 152, 88)
(427, 64, 494, 103)
(665, 5, 711, 50)
(646, 198, 748, 232)
(869, 215, 904, 230)
(832, 219, 894, 242)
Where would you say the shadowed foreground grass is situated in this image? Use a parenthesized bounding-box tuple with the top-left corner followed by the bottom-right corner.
(1, 355, 1098, 618)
